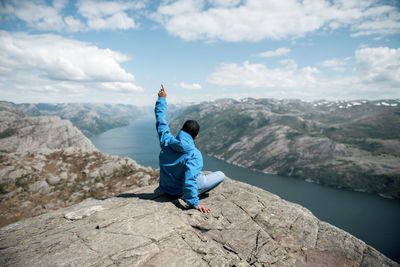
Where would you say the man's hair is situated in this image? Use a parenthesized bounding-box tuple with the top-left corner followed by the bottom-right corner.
(182, 120, 200, 139)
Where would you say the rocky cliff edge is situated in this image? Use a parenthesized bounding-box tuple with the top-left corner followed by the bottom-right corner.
(0, 178, 397, 267)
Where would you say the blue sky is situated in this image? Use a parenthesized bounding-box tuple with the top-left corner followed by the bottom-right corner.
(0, 0, 399, 106)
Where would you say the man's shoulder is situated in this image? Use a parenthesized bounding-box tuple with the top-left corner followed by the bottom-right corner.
(188, 147, 202, 159)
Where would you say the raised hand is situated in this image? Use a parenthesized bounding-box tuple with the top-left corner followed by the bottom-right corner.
(158, 84, 167, 98)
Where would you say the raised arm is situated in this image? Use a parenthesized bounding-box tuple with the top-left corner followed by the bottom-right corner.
(155, 85, 173, 147)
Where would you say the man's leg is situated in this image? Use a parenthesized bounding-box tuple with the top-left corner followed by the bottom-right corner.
(197, 171, 225, 195)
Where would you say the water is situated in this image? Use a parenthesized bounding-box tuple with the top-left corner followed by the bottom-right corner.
(90, 117, 400, 262)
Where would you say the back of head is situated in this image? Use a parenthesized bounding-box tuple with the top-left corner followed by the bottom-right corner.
(182, 120, 200, 139)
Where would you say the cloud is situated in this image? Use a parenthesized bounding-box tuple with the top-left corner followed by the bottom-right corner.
(0, 31, 142, 94)
(156, 0, 400, 42)
(207, 60, 319, 89)
(1, 0, 143, 32)
(258, 47, 291, 58)
(319, 58, 348, 71)
(77, 0, 141, 30)
(1, 0, 67, 31)
(356, 47, 400, 86)
(207, 46, 400, 99)
(179, 82, 202, 89)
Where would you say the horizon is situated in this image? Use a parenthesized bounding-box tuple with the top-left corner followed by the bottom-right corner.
(1, 0, 399, 106)
(3, 96, 400, 107)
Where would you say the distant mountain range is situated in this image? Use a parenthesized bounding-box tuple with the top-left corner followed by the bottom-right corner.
(171, 98, 400, 199)
(0, 101, 151, 136)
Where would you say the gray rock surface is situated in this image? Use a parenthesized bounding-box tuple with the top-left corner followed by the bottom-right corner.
(0, 178, 397, 267)
(0, 115, 96, 153)
(0, 148, 158, 227)
(28, 180, 50, 194)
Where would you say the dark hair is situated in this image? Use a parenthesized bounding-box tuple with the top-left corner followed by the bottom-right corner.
(182, 120, 200, 139)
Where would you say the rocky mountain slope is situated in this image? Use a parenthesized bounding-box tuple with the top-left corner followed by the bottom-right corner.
(0, 178, 397, 266)
(171, 98, 400, 199)
(0, 114, 95, 153)
(0, 148, 158, 227)
(0, 104, 158, 227)
(0, 101, 149, 136)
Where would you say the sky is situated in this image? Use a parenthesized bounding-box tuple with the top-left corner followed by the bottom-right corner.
(0, 0, 399, 106)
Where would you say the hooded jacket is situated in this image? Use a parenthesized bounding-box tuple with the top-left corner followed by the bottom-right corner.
(155, 97, 202, 207)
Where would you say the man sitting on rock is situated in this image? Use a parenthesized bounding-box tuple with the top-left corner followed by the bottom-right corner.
(155, 85, 225, 213)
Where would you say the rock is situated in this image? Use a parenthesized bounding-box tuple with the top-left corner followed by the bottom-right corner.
(47, 175, 61, 185)
(100, 162, 120, 176)
(59, 172, 68, 180)
(70, 173, 77, 182)
(2, 191, 15, 199)
(64, 205, 104, 220)
(28, 180, 50, 194)
(95, 183, 104, 189)
(138, 174, 151, 186)
(21, 201, 32, 208)
(44, 203, 55, 210)
(0, 166, 14, 180)
(7, 169, 28, 181)
(124, 157, 139, 170)
(68, 192, 84, 203)
(0, 115, 96, 153)
(82, 186, 90, 192)
(88, 169, 100, 179)
(0, 178, 397, 266)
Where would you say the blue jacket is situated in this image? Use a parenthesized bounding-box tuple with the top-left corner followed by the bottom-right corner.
(155, 97, 202, 207)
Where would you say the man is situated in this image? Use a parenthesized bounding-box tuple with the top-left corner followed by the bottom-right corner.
(155, 85, 225, 213)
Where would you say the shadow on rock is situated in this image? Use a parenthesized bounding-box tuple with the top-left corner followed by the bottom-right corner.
(115, 185, 210, 211)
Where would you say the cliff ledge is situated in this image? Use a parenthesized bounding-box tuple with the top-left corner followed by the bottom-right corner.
(0, 178, 398, 267)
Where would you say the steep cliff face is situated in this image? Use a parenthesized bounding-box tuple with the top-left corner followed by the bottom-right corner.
(0, 178, 397, 266)
(171, 98, 400, 199)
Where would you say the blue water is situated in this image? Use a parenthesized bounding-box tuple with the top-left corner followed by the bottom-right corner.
(90, 117, 400, 262)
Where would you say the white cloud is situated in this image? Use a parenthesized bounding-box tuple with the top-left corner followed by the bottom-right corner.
(101, 82, 143, 93)
(1, 0, 143, 32)
(0, 31, 142, 95)
(179, 82, 202, 89)
(320, 59, 342, 67)
(258, 47, 291, 58)
(1, 0, 66, 31)
(356, 47, 400, 87)
(319, 59, 348, 71)
(64, 16, 86, 32)
(208, 0, 241, 8)
(77, 0, 141, 30)
(207, 60, 319, 89)
(86, 12, 135, 30)
(207, 46, 400, 99)
(156, 0, 400, 42)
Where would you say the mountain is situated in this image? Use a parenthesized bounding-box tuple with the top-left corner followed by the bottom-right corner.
(0, 98, 398, 265)
(0, 103, 158, 227)
(0, 101, 150, 136)
(0, 102, 95, 152)
(171, 98, 400, 199)
(0, 178, 397, 266)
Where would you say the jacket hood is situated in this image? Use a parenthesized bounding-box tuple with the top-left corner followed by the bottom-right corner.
(169, 130, 195, 153)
